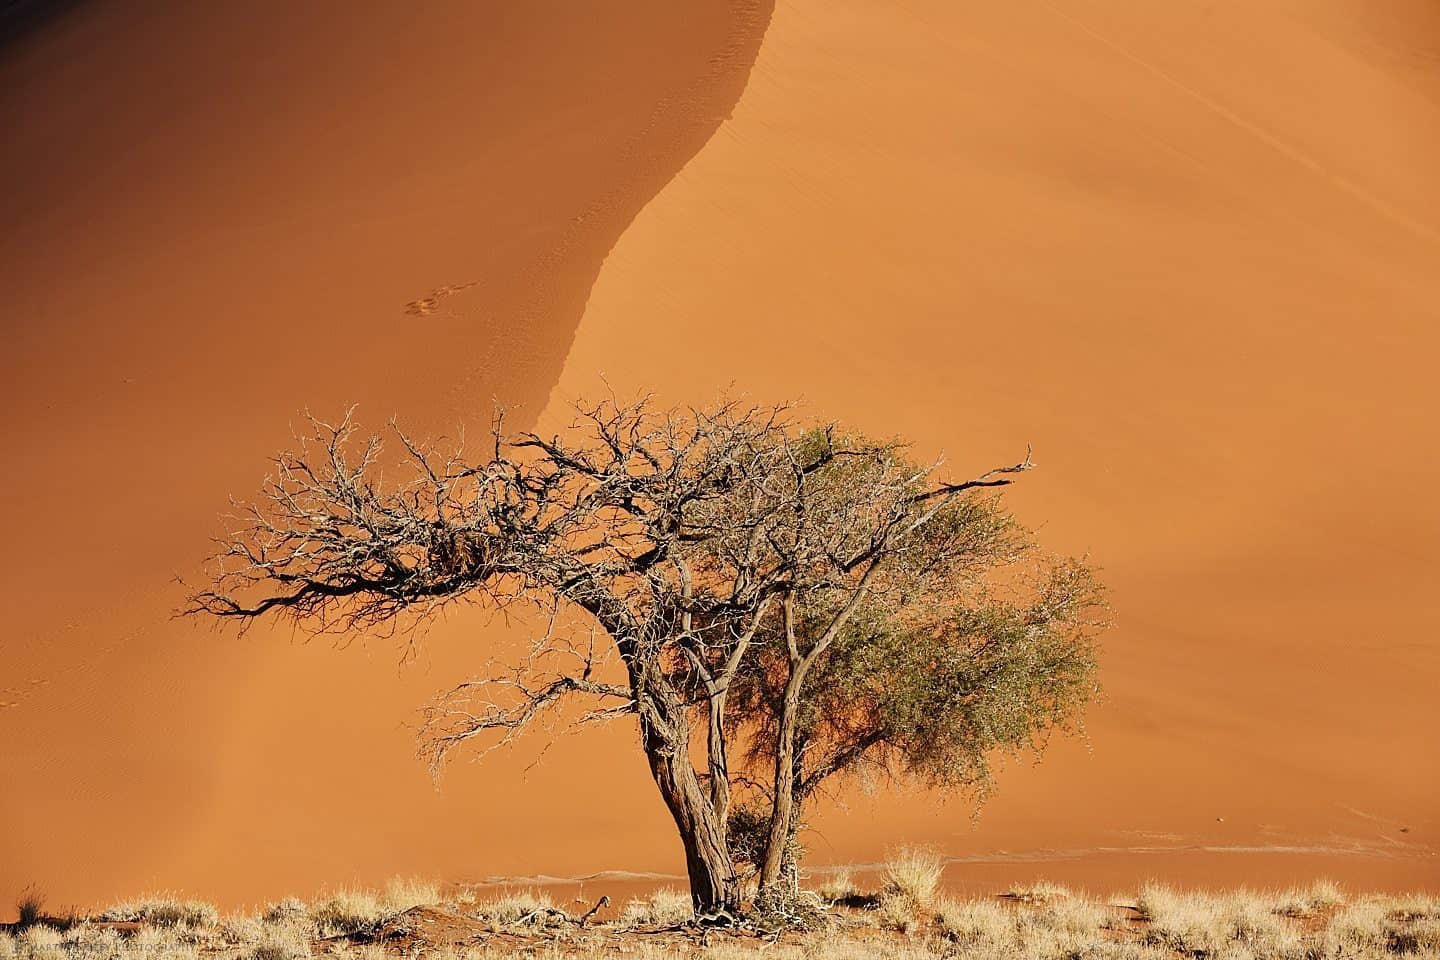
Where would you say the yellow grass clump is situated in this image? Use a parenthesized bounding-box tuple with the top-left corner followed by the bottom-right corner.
(619, 889, 695, 929)
(935, 897, 1014, 945)
(1006, 880, 1074, 905)
(379, 878, 440, 914)
(309, 889, 384, 938)
(882, 847, 945, 908)
(815, 869, 859, 904)
(472, 889, 560, 927)
(1274, 878, 1347, 916)
(96, 897, 219, 929)
(307, 877, 441, 937)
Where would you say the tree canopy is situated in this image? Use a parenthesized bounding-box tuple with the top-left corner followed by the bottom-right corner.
(191, 395, 1104, 920)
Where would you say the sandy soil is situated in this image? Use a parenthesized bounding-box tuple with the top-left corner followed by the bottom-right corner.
(1, 0, 1437, 912)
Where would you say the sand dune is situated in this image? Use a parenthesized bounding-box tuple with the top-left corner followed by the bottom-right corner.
(0, 0, 771, 908)
(2, 0, 1437, 911)
(539, 0, 1440, 889)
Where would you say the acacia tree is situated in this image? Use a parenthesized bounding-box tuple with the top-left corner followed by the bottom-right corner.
(189, 396, 1102, 918)
(667, 428, 1104, 903)
(734, 551, 1103, 902)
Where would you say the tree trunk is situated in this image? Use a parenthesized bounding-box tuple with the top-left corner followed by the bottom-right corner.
(757, 660, 805, 899)
(707, 689, 733, 829)
(640, 684, 739, 915)
(759, 584, 874, 902)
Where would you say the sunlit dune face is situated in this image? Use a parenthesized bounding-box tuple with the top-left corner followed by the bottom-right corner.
(540, 0, 1440, 891)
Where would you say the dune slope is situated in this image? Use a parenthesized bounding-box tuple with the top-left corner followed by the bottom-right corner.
(0, 0, 772, 908)
(541, 0, 1440, 889)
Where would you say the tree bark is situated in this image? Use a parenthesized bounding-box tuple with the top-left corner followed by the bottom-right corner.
(757, 580, 874, 901)
(707, 689, 732, 829)
(757, 660, 804, 898)
(640, 682, 739, 914)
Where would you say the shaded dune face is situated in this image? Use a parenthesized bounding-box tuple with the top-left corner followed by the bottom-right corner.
(0, 0, 773, 908)
(541, 0, 1440, 889)
(0, 1, 84, 47)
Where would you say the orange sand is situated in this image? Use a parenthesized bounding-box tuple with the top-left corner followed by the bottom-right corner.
(541, 0, 1440, 891)
(0, 0, 772, 909)
(2, 0, 1437, 912)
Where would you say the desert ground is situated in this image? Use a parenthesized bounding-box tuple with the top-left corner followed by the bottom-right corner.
(3, 861, 1439, 960)
(1, 0, 1437, 920)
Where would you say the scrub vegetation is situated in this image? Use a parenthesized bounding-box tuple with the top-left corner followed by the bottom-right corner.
(6, 862, 1437, 960)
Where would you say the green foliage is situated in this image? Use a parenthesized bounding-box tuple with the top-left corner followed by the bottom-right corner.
(727, 448, 1105, 868)
(735, 563, 1100, 803)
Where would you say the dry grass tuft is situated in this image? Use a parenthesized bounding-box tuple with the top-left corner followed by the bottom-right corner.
(379, 877, 440, 914)
(874, 894, 920, 935)
(17, 926, 63, 954)
(15, 890, 45, 930)
(935, 898, 1013, 945)
(815, 869, 859, 904)
(248, 947, 296, 960)
(244, 914, 312, 960)
(247, 933, 310, 960)
(1133, 881, 1181, 922)
(1385, 917, 1440, 956)
(218, 917, 265, 945)
(1006, 880, 1073, 905)
(619, 889, 694, 929)
(472, 890, 559, 927)
(1133, 884, 1347, 958)
(875, 847, 944, 932)
(260, 898, 308, 926)
(881, 847, 944, 910)
(1274, 877, 1347, 916)
(17, 928, 60, 947)
(310, 889, 384, 937)
(1327, 898, 1390, 954)
(1019, 894, 1111, 936)
(1382, 892, 1440, 923)
(306, 877, 440, 937)
(96, 897, 219, 929)
(1137, 884, 1240, 956)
